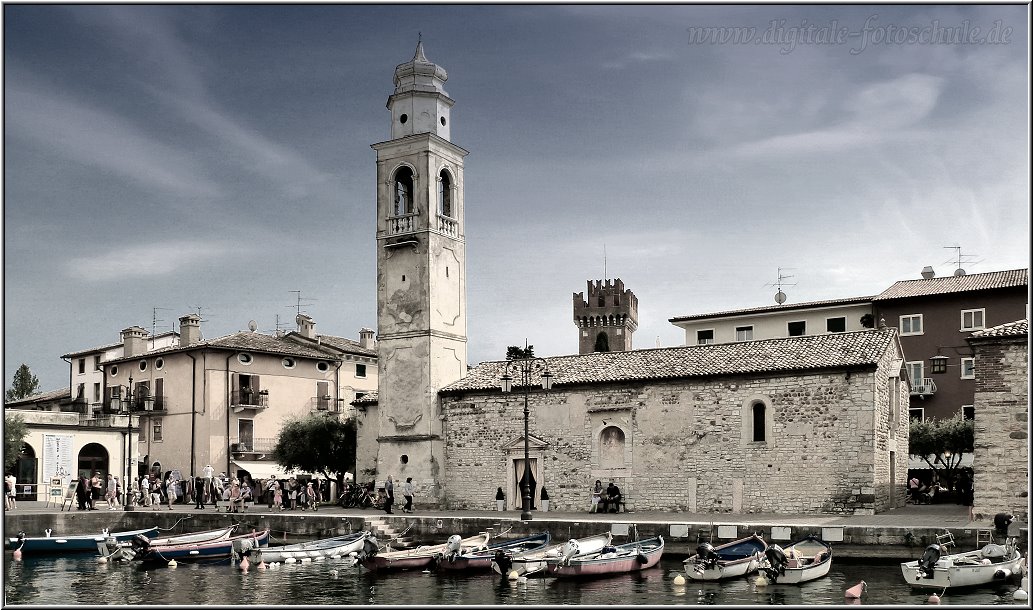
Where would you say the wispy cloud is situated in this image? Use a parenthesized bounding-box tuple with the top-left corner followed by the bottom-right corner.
(65, 240, 238, 281)
(602, 50, 674, 70)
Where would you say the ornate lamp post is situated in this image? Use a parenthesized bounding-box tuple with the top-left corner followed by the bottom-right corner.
(500, 356, 553, 521)
(114, 376, 139, 511)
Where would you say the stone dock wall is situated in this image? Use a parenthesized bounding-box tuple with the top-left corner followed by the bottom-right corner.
(5, 512, 1025, 561)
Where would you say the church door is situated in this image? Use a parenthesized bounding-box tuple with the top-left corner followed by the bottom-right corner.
(514, 458, 538, 510)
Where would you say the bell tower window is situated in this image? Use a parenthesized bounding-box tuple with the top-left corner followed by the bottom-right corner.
(394, 167, 414, 216)
(438, 170, 452, 217)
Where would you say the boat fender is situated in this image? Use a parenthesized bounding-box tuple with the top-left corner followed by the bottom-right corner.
(918, 544, 941, 579)
(993, 568, 1012, 581)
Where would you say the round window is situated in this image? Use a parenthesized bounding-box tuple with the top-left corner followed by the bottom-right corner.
(316, 361, 330, 372)
(399, 113, 408, 124)
(238, 353, 254, 365)
(400, 454, 409, 464)
(154, 358, 164, 370)
(440, 116, 446, 126)
(139, 360, 148, 372)
(110, 365, 119, 377)
(282, 357, 296, 369)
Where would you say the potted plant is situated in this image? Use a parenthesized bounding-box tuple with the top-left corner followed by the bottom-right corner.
(540, 487, 549, 512)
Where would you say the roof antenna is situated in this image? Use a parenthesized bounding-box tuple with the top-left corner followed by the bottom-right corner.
(942, 245, 981, 277)
(764, 267, 797, 305)
(603, 243, 607, 281)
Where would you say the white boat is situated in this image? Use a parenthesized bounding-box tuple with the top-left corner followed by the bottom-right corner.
(684, 534, 767, 581)
(256, 531, 371, 563)
(758, 536, 832, 584)
(492, 532, 613, 577)
(97, 526, 237, 561)
(901, 530, 1024, 589)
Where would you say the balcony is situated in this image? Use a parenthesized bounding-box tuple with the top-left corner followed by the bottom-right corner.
(232, 389, 268, 413)
(437, 214, 457, 237)
(910, 378, 937, 397)
(230, 437, 276, 456)
(388, 213, 418, 236)
(312, 395, 345, 412)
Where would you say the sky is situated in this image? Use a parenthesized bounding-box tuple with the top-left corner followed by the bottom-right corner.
(3, 4, 1030, 393)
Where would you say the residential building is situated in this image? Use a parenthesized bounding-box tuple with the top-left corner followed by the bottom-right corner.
(873, 268, 1028, 422)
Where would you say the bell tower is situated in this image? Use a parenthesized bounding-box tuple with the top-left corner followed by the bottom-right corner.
(371, 42, 468, 502)
(573, 278, 639, 353)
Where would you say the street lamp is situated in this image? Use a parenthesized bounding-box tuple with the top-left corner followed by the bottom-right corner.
(500, 356, 554, 521)
(113, 375, 140, 511)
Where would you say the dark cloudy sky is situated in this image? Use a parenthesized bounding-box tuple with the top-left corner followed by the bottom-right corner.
(4, 4, 1029, 391)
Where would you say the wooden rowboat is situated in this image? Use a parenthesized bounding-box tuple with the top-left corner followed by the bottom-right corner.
(437, 531, 551, 572)
(256, 531, 372, 564)
(133, 529, 269, 564)
(546, 535, 664, 578)
(492, 532, 613, 577)
(359, 532, 490, 573)
(757, 536, 832, 584)
(684, 534, 767, 581)
(97, 525, 238, 561)
(5, 527, 158, 555)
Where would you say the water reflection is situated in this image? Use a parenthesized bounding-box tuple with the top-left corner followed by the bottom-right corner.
(3, 555, 1024, 605)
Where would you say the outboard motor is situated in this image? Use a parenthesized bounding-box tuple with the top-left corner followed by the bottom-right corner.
(917, 544, 942, 579)
(994, 513, 1015, 538)
(762, 545, 788, 582)
(359, 535, 379, 560)
(694, 542, 720, 573)
(560, 539, 580, 565)
(492, 550, 513, 575)
(130, 534, 151, 553)
(444, 534, 463, 562)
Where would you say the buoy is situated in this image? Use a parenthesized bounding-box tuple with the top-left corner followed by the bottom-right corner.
(240, 556, 250, 572)
(517, 576, 527, 583)
(257, 561, 267, 570)
(168, 559, 178, 568)
(285, 557, 297, 564)
(1021, 575, 1029, 590)
(755, 573, 769, 587)
(673, 574, 686, 586)
(928, 592, 940, 604)
(329, 569, 339, 578)
(508, 570, 520, 580)
(845, 580, 866, 598)
(97, 556, 108, 564)
(12, 546, 22, 561)
(1013, 589, 1028, 601)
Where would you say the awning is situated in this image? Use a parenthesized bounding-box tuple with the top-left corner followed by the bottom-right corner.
(231, 460, 315, 480)
(908, 453, 974, 470)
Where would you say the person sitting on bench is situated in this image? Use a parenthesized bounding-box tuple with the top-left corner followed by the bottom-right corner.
(604, 481, 622, 513)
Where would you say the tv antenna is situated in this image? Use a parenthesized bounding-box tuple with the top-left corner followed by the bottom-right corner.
(151, 307, 173, 344)
(287, 290, 316, 324)
(764, 267, 797, 305)
(942, 245, 981, 277)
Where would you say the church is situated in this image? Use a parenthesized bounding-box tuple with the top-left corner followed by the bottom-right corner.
(355, 43, 909, 516)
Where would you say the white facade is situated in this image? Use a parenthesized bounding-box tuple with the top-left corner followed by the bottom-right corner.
(671, 300, 874, 346)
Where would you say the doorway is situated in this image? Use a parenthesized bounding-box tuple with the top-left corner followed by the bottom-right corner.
(513, 458, 539, 510)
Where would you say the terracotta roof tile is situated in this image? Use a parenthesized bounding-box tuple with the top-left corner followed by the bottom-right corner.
(969, 319, 1028, 339)
(669, 296, 874, 323)
(105, 331, 338, 364)
(5, 387, 71, 407)
(441, 328, 897, 394)
(874, 269, 1028, 301)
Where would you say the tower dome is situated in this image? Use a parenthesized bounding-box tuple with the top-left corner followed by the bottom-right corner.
(393, 41, 449, 96)
(387, 41, 454, 140)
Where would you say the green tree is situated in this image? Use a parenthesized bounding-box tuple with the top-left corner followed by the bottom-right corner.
(506, 345, 535, 360)
(4, 414, 28, 474)
(909, 414, 974, 487)
(272, 413, 356, 492)
(6, 364, 40, 402)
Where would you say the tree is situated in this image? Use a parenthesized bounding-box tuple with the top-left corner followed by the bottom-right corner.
(506, 345, 535, 360)
(6, 364, 40, 402)
(908, 414, 974, 487)
(4, 414, 28, 474)
(272, 413, 356, 492)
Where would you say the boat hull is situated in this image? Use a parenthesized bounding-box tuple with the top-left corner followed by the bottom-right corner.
(6, 527, 159, 554)
(496, 532, 613, 577)
(438, 532, 551, 572)
(258, 532, 369, 563)
(759, 537, 833, 585)
(360, 533, 491, 573)
(135, 530, 269, 563)
(98, 526, 237, 561)
(901, 547, 1024, 589)
(685, 534, 767, 581)
(547, 536, 664, 578)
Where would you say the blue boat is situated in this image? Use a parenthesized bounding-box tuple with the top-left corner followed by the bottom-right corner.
(132, 529, 269, 564)
(5, 527, 159, 555)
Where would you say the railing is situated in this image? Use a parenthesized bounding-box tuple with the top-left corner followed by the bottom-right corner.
(231, 390, 269, 408)
(311, 396, 344, 412)
(437, 214, 457, 237)
(230, 437, 277, 454)
(78, 414, 131, 428)
(388, 213, 418, 235)
(910, 378, 937, 396)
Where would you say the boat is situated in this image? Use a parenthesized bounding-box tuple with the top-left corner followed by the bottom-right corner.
(5, 526, 159, 555)
(757, 535, 833, 584)
(132, 529, 269, 564)
(359, 532, 491, 572)
(255, 531, 373, 564)
(437, 531, 551, 572)
(546, 535, 664, 578)
(493, 532, 613, 577)
(900, 530, 1024, 589)
(97, 525, 238, 561)
(684, 534, 768, 581)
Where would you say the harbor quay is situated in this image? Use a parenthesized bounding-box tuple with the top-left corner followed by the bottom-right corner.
(4, 501, 1025, 561)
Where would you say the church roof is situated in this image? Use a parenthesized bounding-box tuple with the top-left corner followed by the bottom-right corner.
(441, 328, 899, 394)
(969, 319, 1028, 340)
(874, 268, 1027, 301)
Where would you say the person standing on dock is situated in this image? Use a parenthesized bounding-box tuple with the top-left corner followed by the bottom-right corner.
(384, 475, 395, 514)
(402, 477, 414, 513)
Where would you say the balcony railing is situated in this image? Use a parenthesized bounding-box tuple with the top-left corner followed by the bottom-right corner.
(231, 390, 269, 411)
(910, 378, 937, 397)
(388, 213, 418, 235)
(437, 214, 457, 237)
(230, 437, 276, 454)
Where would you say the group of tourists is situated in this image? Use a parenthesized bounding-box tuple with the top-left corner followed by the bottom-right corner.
(260, 475, 321, 511)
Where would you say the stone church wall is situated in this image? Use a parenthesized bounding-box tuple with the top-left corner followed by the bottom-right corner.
(442, 359, 905, 516)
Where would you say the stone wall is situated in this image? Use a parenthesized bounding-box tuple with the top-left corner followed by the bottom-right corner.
(971, 335, 1029, 522)
(442, 361, 906, 516)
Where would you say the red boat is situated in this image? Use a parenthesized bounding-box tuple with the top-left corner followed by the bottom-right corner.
(546, 536, 664, 578)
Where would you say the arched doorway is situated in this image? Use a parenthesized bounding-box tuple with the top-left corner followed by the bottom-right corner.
(15, 443, 37, 502)
(77, 443, 109, 479)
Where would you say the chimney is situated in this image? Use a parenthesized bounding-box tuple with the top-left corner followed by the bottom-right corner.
(920, 266, 935, 279)
(179, 314, 201, 346)
(359, 327, 376, 350)
(297, 314, 316, 339)
(121, 326, 148, 357)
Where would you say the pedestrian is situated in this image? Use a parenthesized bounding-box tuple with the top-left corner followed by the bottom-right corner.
(5, 472, 16, 510)
(265, 477, 276, 509)
(75, 475, 89, 510)
(402, 477, 415, 513)
(165, 473, 177, 510)
(273, 480, 283, 511)
(227, 481, 242, 513)
(384, 475, 395, 514)
(194, 474, 206, 509)
(287, 477, 298, 510)
(139, 475, 150, 506)
(590, 480, 602, 513)
(306, 481, 319, 511)
(149, 476, 161, 507)
(496, 487, 505, 511)
(106, 474, 121, 510)
(91, 472, 103, 505)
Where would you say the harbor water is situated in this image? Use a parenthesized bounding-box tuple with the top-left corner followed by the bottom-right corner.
(3, 553, 1026, 605)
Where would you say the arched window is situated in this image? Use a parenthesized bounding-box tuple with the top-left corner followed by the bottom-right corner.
(438, 169, 452, 217)
(394, 167, 414, 216)
(752, 402, 766, 442)
(599, 426, 625, 469)
(594, 332, 610, 353)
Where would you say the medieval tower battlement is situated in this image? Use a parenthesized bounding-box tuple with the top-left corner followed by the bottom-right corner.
(573, 278, 638, 353)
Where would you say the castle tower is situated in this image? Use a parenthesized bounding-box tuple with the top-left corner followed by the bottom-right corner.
(573, 278, 639, 353)
(371, 42, 468, 501)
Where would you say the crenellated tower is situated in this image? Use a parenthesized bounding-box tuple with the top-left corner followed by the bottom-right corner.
(371, 42, 468, 502)
(573, 278, 639, 353)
